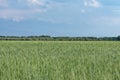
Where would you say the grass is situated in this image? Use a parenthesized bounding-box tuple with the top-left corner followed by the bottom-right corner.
(0, 41, 120, 80)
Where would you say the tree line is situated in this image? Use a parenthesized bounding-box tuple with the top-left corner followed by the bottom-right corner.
(0, 35, 120, 41)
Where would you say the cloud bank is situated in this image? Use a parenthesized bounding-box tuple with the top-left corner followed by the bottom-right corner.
(0, 0, 8, 7)
(84, 0, 101, 8)
(0, 0, 50, 21)
(0, 0, 103, 22)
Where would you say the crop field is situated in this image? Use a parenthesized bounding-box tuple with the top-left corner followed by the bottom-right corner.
(0, 41, 120, 80)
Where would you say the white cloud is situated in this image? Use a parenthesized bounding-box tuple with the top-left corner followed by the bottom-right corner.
(12, 17, 24, 22)
(81, 9, 85, 13)
(38, 17, 72, 24)
(0, 0, 50, 22)
(90, 16, 120, 26)
(0, 8, 47, 22)
(27, 0, 45, 6)
(0, 9, 27, 22)
(0, 0, 8, 7)
(84, 0, 101, 8)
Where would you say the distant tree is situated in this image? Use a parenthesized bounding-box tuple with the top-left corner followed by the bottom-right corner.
(117, 36, 120, 41)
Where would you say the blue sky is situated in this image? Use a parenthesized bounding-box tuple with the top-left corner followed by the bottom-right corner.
(0, 0, 120, 37)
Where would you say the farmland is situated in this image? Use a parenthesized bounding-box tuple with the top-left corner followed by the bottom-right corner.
(0, 41, 120, 80)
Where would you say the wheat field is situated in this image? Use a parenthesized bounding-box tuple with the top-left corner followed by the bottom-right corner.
(0, 41, 120, 80)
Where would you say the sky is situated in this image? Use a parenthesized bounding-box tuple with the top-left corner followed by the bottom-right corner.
(0, 0, 120, 37)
